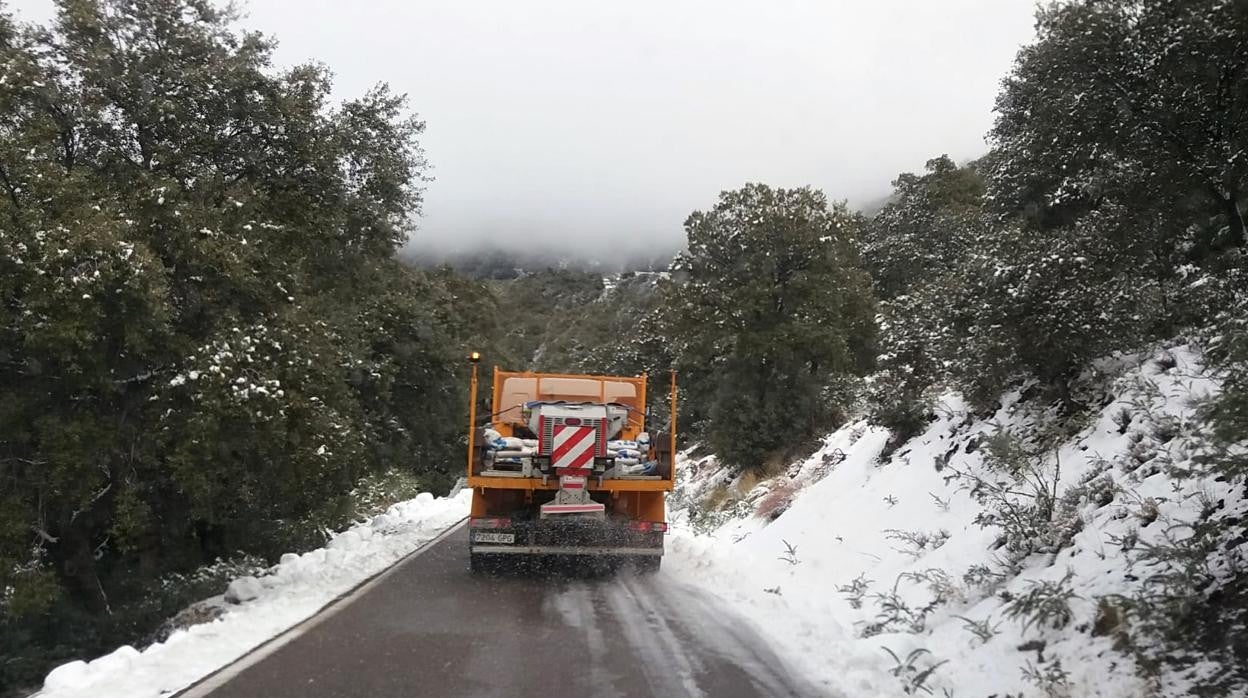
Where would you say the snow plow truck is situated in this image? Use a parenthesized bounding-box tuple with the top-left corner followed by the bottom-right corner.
(464, 354, 676, 573)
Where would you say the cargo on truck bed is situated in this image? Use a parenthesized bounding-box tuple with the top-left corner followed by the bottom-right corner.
(463, 356, 676, 573)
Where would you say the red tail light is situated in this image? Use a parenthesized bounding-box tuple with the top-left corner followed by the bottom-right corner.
(629, 521, 668, 533)
(470, 517, 512, 529)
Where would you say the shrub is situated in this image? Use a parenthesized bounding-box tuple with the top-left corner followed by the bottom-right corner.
(1003, 569, 1080, 635)
(838, 573, 873, 610)
(952, 432, 1082, 567)
(880, 647, 948, 696)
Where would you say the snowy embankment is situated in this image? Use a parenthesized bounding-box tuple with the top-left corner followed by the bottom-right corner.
(36, 490, 471, 698)
(666, 343, 1235, 697)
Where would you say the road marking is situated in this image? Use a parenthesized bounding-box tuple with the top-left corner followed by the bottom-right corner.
(177, 519, 466, 697)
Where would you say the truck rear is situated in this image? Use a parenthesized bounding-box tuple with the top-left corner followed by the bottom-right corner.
(463, 357, 675, 573)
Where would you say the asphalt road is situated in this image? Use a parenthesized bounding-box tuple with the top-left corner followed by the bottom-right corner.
(185, 524, 828, 698)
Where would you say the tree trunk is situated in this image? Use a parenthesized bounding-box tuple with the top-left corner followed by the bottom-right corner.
(1226, 193, 1246, 249)
(57, 526, 110, 615)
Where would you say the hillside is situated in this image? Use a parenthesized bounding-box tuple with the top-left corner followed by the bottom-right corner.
(475, 267, 668, 375)
(667, 342, 1244, 696)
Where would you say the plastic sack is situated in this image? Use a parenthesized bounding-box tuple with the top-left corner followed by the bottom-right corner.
(620, 460, 659, 475)
(490, 436, 527, 450)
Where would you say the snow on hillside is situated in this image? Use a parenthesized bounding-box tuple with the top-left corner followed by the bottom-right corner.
(666, 343, 1236, 696)
(35, 491, 471, 698)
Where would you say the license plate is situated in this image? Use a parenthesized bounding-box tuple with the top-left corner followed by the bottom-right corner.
(474, 532, 514, 544)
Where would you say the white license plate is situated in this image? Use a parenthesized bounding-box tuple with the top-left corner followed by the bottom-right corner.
(474, 532, 514, 544)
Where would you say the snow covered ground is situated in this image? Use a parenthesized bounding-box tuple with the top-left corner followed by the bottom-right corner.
(665, 343, 1236, 697)
(35, 490, 470, 698)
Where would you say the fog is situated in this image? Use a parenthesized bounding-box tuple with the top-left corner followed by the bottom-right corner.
(7, 0, 1038, 258)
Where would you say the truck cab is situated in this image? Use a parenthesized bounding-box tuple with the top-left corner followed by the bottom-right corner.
(464, 364, 676, 573)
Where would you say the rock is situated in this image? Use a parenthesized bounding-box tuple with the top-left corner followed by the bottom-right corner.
(224, 575, 264, 604)
(174, 601, 225, 629)
(150, 599, 228, 643)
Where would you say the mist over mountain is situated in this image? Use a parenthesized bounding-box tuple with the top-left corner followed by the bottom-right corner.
(400, 183, 899, 278)
(403, 242, 679, 279)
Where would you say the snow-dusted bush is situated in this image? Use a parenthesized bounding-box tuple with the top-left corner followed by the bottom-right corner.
(1003, 569, 1080, 634)
(948, 431, 1084, 569)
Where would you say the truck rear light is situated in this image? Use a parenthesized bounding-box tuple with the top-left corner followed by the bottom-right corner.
(629, 521, 668, 533)
(651, 522, 668, 533)
(470, 517, 512, 529)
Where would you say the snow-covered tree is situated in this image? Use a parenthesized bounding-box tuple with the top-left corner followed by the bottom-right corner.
(865, 156, 1161, 420)
(664, 184, 876, 469)
(0, 1, 484, 684)
(990, 0, 1248, 255)
(863, 155, 985, 301)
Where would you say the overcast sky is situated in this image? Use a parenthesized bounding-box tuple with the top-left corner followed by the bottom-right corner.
(9, 0, 1039, 257)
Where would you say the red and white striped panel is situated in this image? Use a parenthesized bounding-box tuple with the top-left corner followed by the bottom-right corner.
(551, 425, 597, 470)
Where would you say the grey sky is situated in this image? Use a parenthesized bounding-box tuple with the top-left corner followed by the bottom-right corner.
(8, 1, 1038, 257)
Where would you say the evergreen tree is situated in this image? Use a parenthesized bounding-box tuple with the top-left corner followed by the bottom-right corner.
(664, 184, 876, 469)
(990, 0, 1248, 255)
(863, 157, 990, 433)
(864, 155, 1162, 422)
(0, 1, 490, 684)
(863, 155, 984, 301)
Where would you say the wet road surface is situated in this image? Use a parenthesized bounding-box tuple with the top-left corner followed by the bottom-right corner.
(185, 524, 828, 698)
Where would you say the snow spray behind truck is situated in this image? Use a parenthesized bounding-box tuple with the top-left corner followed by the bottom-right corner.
(463, 354, 676, 573)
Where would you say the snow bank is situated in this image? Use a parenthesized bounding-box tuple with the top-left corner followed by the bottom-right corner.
(36, 490, 470, 698)
(667, 344, 1229, 696)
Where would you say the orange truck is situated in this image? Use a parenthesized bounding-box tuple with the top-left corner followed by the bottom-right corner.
(464, 355, 676, 573)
